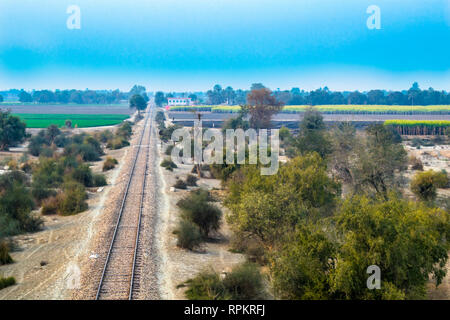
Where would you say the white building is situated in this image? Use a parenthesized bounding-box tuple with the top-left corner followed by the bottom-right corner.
(167, 97, 192, 106)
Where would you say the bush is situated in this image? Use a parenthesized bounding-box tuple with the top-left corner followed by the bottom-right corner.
(177, 189, 222, 237)
(107, 137, 130, 150)
(411, 170, 449, 201)
(409, 155, 423, 171)
(0, 241, 13, 265)
(183, 270, 225, 300)
(161, 158, 178, 171)
(173, 179, 187, 190)
(175, 219, 203, 250)
(65, 142, 102, 161)
(71, 164, 93, 187)
(222, 263, 265, 300)
(0, 177, 42, 236)
(230, 232, 266, 264)
(165, 144, 174, 156)
(41, 196, 59, 215)
(57, 181, 88, 215)
(0, 277, 16, 290)
(94, 130, 114, 143)
(93, 174, 107, 187)
(32, 182, 57, 203)
(102, 157, 118, 171)
(117, 121, 132, 139)
(186, 174, 198, 187)
(182, 263, 265, 300)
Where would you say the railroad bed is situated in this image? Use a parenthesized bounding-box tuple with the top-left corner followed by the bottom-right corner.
(96, 107, 152, 300)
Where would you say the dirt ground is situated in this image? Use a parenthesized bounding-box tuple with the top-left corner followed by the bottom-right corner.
(0, 121, 140, 300)
(156, 118, 245, 300)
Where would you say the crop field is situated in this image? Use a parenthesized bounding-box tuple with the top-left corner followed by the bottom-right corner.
(1, 103, 131, 115)
(169, 105, 450, 115)
(385, 120, 450, 135)
(14, 113, 130, 128)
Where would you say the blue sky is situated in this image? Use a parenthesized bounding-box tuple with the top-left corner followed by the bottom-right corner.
(0, 0, 449, 91)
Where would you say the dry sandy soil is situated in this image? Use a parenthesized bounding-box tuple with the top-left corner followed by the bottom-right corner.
(156, 111, 245, 300)
(0, 119, 141, 300)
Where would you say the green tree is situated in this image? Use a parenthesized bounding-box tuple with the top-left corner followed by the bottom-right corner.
(270, 225, 336, 300)
(331, 194, 450, 299)
(18, 90, 32, 102)
(356, 124, 407, 197)
(331, 123, 407, 198)
(0, 111, 27, 151)
(225, 153, 340, 246)
(246, 88, 284, 129)
(294, 107, 332, 158)
(129, 94, 147, 116)
(155, 91, 166, 107)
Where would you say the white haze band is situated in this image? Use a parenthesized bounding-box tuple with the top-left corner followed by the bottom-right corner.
(170, 121, 280, 176)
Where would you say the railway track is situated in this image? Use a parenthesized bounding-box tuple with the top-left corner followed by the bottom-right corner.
(95, 106, 153, 300)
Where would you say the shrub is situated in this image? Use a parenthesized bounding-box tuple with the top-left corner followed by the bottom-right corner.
(411, 170, 449, 201)
(107, 137, 130, 150)
(0, 241, 13, 265)
(182, 263, 265, 300)
(230, 232, 266, 264)
(186, 174, 198, 187)
(102, 157, 118, 171)
(71, 164, 93, 187)
(0, 178, 42, 236)
(57, 181, 88, 215)
(32, 183, 57, 203)
(161, 158, 178, 171)
(175, 219, 203, 250)
(40, 146, 55, 158)
(177, 189, 222, 237)
(117, 121, 132, 139)
(41, 196, 59, 215)
(222, 263, 265, 300)
(65, 142, 102, 161)
(173, 179, 187, 190)
(20, 161, 33, 173)
(94, 130, 114, 143)
(0, 277, 16, 290)
(183, 270, 225, 300)
(409, 155, 424, 171)
(165, 144, 174, 156)
(93, 174, 107, 187)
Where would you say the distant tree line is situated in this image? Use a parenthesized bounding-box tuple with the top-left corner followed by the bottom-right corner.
(16, 89, 127, 104)
(2, 84, 150, 105)
(155, 82, 450, 106)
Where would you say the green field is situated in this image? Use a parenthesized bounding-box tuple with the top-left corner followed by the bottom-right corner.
(169, 105, 450, 115)
(14, 114, 130, 128)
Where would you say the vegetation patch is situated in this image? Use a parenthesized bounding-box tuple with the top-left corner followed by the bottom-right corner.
(385, 120, 450, 135)
(14, 114, 129, 128)
(0, 277, 16, 290)
(181, 263, 265, 300)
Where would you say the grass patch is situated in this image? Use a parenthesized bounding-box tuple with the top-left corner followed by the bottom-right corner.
(0, 277, 16, 290)
(13, 114, 129, 128)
